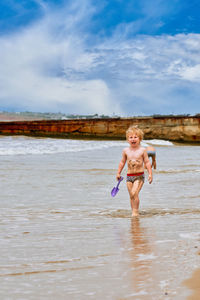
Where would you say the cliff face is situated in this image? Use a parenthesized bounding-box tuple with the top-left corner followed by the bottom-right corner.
(0, 116, 200, 142)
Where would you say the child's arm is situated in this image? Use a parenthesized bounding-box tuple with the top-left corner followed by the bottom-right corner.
(116, 149, 127, 180)
(144, 150, 153, 183)
(152, 156, 157, 169)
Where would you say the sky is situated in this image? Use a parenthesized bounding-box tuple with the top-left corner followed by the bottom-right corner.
(0, 0, 200, 116)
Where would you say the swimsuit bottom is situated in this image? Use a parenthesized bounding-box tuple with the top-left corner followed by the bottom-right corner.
(126, 172, 145, 183)
(147, 151, 156, 157)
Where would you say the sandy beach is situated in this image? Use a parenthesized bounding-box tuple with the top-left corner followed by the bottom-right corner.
(0, 136, 200, 299)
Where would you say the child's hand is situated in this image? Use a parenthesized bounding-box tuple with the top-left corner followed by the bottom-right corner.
(116, 173, 121, 181)
(148, 175, 153, 184)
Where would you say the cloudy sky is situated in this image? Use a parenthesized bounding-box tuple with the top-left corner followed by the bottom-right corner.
(1, 0, 200, 116)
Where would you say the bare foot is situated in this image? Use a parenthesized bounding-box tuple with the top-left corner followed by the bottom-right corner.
(132, 209, 139, 217)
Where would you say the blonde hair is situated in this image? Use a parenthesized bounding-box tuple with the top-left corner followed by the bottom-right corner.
(126, 125, 144, 140)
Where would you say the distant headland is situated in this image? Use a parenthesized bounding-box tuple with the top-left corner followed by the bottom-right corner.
(0, 112, 200, 143)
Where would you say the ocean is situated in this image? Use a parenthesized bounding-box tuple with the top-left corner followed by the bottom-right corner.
(0, 136, 200, 299)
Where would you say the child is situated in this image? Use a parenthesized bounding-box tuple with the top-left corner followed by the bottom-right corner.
(146, 146, 157, 169)
(116, 126, 152, 217)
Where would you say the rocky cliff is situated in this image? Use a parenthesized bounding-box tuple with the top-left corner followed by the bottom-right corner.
(0, 116, 200, 142)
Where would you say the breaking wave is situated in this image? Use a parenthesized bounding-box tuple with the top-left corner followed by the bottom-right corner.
(0, 136, 174, 156)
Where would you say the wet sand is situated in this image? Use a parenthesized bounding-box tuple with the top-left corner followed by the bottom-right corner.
(183, 269, 200, 300)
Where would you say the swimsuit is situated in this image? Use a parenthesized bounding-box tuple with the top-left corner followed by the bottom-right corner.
(147, 151, 156, 158)
(126, 172, 145, 183)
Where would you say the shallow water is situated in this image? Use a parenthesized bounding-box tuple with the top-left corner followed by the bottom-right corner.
(0, 136, 200, 299)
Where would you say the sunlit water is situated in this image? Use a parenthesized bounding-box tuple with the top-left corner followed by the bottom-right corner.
(0, 136, 200, 299)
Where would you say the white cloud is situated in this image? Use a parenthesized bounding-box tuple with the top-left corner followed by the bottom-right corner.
(0, 0, 200, 115)
(0, 2, 122, 115)
(179, 64, 200, 81)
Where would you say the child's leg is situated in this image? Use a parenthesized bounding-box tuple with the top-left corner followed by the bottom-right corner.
(127, 180, 144, 216)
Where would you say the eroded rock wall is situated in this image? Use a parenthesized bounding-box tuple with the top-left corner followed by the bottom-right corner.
(0, 116, 199, 142)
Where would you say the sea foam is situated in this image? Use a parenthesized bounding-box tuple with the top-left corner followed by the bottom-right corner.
(0, 136, 173, 156)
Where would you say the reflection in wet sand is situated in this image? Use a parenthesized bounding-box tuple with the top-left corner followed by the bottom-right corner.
(129, 217, 153, 294)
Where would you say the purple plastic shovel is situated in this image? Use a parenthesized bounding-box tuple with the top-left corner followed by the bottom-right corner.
(111, 176, 124, 197)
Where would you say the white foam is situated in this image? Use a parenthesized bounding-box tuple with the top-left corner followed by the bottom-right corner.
(155, 239, 175, 244)
(144, 139, 174, 146)
(127, 290, 148, 296)
(180, 232, 200, 240)
(0, 136, 126, 156)
(0, 136, 173, 156)
(159, 280, 168, 289)
(136, 253, 157, 261)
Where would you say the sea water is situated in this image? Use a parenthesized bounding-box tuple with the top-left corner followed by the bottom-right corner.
(0, 136, 200, 299)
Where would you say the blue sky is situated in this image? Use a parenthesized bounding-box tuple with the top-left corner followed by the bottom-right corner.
(0, 0, 200, 116)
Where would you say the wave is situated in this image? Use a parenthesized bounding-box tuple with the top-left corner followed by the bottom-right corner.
(0, 136, 126, 156)
(0, 136, 173, 156)
(143, 139, 174, 146)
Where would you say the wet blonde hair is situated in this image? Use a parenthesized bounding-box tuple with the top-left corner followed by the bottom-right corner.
(126, 125, 144, 141)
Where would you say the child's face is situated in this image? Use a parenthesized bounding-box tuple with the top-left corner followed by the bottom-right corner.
(127, 132, 141, 147)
